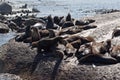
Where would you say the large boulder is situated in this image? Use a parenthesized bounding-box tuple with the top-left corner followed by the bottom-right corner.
(0, 2, 12, 15)
(0, 22, 9, 33)
(0, 39, 120, 80)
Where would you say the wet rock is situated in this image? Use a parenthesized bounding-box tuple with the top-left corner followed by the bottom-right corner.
(0, 2, 12, 15)
(0, 22, 9, 33)
(32, 8, 40, 13)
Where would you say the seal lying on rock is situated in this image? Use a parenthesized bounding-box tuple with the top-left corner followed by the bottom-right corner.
(77, 39, 117, 64)
(23, 27, 41, 43)
(58, 27, 82, 35)
(110, 45, 120, 61)
(30, 36, 65, 52)
(64, 35, 94, 45)
(15, 26, 31, 42)
(82, 25, 97, 30)
(75, 19, 95, 26)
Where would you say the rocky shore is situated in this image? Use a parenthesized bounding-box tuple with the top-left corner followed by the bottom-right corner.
(1, 1, 120, 80)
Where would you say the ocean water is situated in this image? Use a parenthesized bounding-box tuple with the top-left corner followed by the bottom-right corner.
(1, 0, 120, 46)
(8, 0, 120, 18)
(0, 32, 15, 46)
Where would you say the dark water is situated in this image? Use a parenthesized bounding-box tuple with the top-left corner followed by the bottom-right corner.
(1, 0, 120, 46)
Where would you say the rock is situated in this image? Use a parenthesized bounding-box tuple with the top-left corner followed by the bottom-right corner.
(32, 8, 40, 13)
(1, 39, 120, 80)
(0, 73, 23, 80)
(0, 22, 9, 33)
(0, 2, 12, 15)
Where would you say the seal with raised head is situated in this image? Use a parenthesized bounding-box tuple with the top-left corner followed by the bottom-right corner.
(23, 27, 41, 43)
(66, 13, 72, 21)
(15, 25, 32, 42)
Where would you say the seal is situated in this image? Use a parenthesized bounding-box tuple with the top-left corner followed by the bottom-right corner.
(112, 28, 120, 39)
(15, 25, 32, 42)
(23, 27, 41, 43)
(58, 27, 82, 35)
(110, 45, 120, 61)
(66, 13, 72, 21)
(30, 36, 65, 52)
(82, 25, 97, 30)
(77, 42, 117, 64)
(46, 15, 60, 29)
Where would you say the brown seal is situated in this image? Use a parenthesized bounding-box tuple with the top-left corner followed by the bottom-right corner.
(23, 27, 41, 43)
(15, 26, 32, 42)
(110, 45, 120, 61)
(77, 39, 117, 64)
(30, 36, 65, 52)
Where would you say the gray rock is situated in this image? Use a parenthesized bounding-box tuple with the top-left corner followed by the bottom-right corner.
(0, 22, 9, 33)
(0, 2, 12, 15)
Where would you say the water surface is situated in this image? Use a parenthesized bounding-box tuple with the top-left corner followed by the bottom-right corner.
(8, 0, 120, 18)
